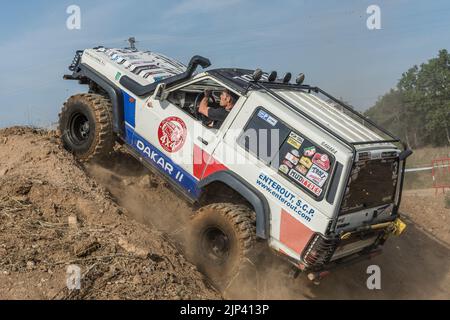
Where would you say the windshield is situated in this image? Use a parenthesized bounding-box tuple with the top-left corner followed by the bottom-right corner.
(340, 158, 399, 214)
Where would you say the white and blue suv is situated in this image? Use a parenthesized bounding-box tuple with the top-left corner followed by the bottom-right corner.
(60, 44, 411, 285)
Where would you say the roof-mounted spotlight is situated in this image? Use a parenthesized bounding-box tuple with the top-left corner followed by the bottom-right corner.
(283, 72, 292, 84)
(296, 73, 305, 85)
(268, 71, 277, 82)
(252, 68, 263, 81)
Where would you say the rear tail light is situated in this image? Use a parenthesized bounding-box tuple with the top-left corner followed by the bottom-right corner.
(302, 234, 337, 268)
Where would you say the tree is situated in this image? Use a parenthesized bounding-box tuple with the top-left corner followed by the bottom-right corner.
(366, 49, 450, 147)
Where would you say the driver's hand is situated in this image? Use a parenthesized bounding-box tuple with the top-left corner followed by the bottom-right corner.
(198, 97, 209, 116)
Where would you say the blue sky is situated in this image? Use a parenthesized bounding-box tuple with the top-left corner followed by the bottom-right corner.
(0, 0, 449, 128)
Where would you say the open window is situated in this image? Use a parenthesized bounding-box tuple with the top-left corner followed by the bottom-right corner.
(166, 78, 239, 129)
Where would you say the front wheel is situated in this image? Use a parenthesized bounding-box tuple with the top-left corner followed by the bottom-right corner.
(187, 203, 256, 287)
(58, 93, 114, 161)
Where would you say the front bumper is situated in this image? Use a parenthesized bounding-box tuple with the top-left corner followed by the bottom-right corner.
(298, 218, 406, 272)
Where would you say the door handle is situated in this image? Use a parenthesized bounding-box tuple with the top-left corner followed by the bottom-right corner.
(197, 137, 209, 146)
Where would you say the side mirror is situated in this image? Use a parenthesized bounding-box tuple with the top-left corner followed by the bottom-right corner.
(153, 83, 168, 101)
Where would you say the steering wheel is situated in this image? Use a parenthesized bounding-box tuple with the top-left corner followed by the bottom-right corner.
(193, 91, 216, 121)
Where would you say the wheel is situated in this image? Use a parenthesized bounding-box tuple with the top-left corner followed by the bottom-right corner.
(187, 203, 256, 287)
(58, 93, 114, 161)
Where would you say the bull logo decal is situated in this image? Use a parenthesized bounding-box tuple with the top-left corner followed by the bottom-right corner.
(158, 117, 187, 153)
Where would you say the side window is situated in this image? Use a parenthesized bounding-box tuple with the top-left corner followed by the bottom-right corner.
(166, 79, 237, 130)
(238, 107, 335, 199)
(236, 109, 290, 164)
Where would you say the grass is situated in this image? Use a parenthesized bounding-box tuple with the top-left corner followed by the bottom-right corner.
(404, 145, 450, 190)
(406, 146, 450, 168)
(404, 171, 433, 190)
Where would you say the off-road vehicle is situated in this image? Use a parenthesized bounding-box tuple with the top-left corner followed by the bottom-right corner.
(61, 42, 411, 285)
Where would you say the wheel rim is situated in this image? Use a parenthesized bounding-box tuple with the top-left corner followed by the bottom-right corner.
(68, 112, 90, 145)
(201, 226, 230, 265)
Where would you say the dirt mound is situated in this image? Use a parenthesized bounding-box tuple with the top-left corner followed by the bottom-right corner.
(0, 127, 219, 300)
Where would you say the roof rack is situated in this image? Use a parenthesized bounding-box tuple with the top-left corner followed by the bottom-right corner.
(248, 80, 405, 150)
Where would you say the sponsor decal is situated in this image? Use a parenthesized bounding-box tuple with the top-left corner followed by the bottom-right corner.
(115, 72, 122, 81)
(158, 117, 187, 153)
(288, 169, 303, 182)
(302, 179, 322, 196)
(285, 152, 299, 165)
(287, 132, 304, 149)
(125, 127, 199, 197)
(312, 153, 331, 171)
(295, 164, 308, 175)
(288, 169, 322, 196)
(303, 146, 316, 157)
(279, 164, 289, 174)
(84, 51, 105, 66)
(282, 159, 293, 168)
(306, 164, 329, 187)
(257, 110, 278, 126)
(321, 142, 338, 155)
(266, 117, 278, 127)
(392, 161, 399, 178)
(256, 173, 316, 223)
(299, 156, 313, 169)
(290, 149, 300, 158)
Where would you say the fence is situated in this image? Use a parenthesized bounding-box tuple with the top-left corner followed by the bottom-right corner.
(431, 158, 450, 194)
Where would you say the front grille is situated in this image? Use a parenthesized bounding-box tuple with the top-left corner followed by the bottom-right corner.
(302, 234, 337, 269)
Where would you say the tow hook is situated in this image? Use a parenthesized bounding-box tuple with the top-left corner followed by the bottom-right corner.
(307, 271, 330, 285)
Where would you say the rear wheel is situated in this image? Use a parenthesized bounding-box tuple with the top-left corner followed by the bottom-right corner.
(187, 203, 256, 287)
(58, 93, 114, 161)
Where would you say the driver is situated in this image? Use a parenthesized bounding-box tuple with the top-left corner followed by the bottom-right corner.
(198, 88, 237, 129)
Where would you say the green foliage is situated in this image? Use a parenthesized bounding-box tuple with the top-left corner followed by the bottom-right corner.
(366, 49, 450, 148)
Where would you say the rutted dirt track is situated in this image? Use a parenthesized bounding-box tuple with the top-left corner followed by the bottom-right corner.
(0, 127, 449, 299)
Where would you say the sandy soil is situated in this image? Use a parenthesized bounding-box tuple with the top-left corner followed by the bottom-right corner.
(1, 127, 449, 300)
(0, 127, 219, 300)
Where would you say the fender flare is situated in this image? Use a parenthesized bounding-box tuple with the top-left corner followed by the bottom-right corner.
(77, 64, 124, 134)
(198, 171, 270, 239)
